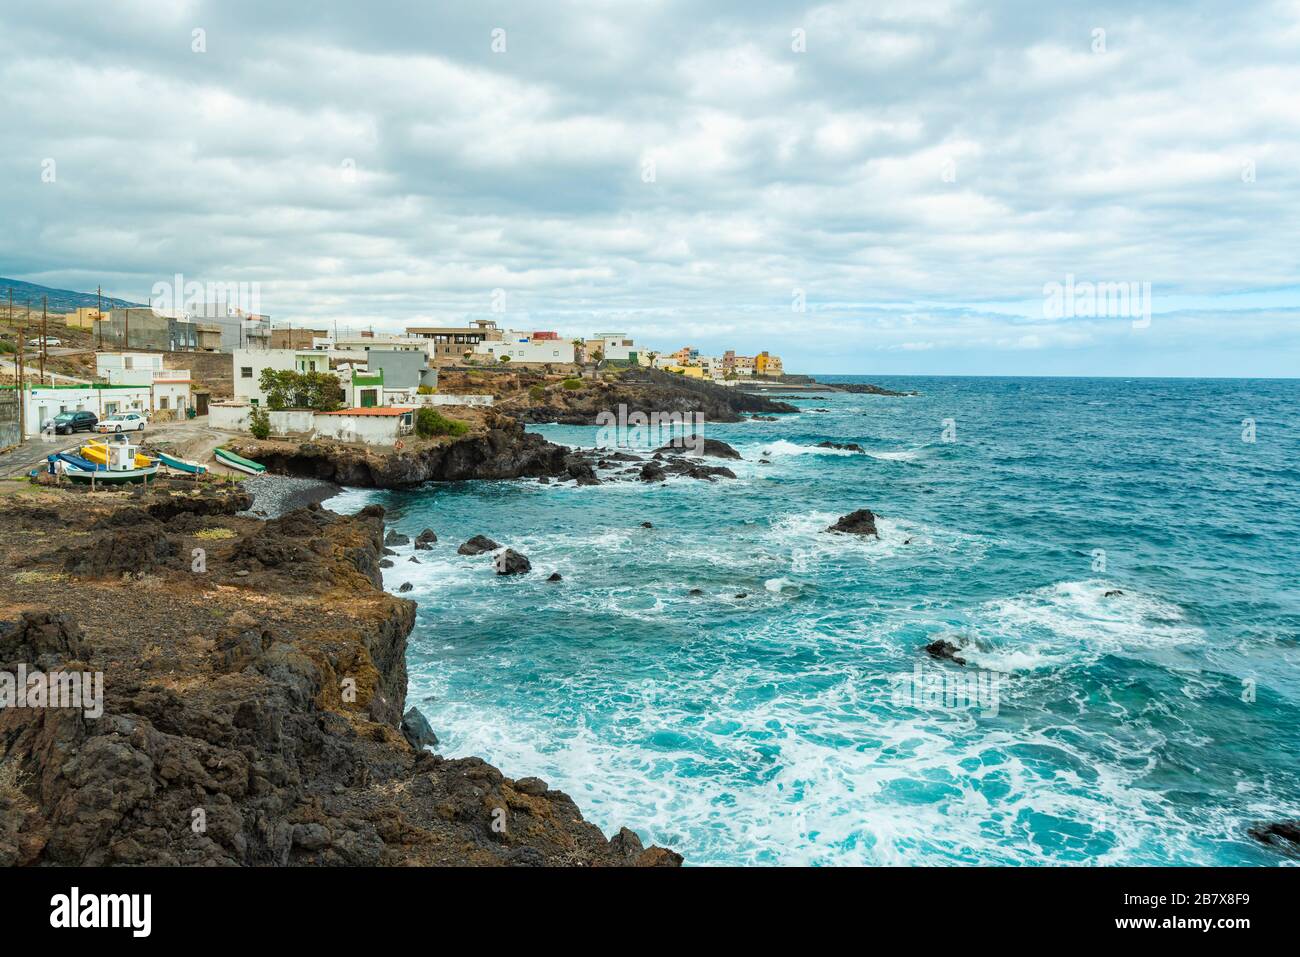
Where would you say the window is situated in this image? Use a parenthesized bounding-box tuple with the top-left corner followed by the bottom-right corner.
(241, 367, 253, 378)
(159, 397, 169, 410)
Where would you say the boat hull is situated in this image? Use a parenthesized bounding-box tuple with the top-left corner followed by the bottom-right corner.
(63, 464, 160, 485)
(159, 452, 207, 475)
(214, 447, 266, 475)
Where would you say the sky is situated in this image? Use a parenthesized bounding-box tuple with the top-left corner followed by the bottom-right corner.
(2, 0, 1298, 376)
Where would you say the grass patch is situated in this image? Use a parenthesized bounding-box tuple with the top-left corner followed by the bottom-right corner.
(561, 378, 583, 390)
(14, 570, 67, 585)
(415, 408, 469, 438)
(528, 384, 546, 400)
(194, 527, 236, 540)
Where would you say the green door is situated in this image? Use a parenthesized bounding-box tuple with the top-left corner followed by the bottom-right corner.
(360, 389, 377, 408)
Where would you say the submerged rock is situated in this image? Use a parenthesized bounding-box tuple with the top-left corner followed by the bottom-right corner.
(495, 548, 532, 575)
(925, 639, 967, 666)
(816, 441, 865, 453)
(826, 509, 879, 537)
(547, 572, 562, 582)
(1248, 821, 1300, 855)
(414, 529, 438, 549)
(641, 521, 653, 528)
(384, 530, 410, 546)
(639, 462, 667, 483)
(458, 535, 501, 556)
(398, 582, 413, 593)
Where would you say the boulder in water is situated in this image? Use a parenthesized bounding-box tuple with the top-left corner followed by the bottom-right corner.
(458, 535, 501, 556)
(826, 509, 879, 537)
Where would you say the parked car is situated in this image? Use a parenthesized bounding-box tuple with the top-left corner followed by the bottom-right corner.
(51, 410, 98, 435)
(97, 412, 147, 433)
(28, 337, 62, 347)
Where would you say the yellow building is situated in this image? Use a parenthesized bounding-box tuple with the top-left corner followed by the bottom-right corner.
(63, 307, 105, 330)
(756, 351, 784, 376)
(665, 364, 706, 378)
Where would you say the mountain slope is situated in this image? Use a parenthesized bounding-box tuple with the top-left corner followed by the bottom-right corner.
(0, 277, 142, 312)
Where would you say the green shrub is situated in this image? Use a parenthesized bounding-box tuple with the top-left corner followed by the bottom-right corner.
(562, 378, 583, 390)
(498, 355, 511, 363)
(528, 384, 546, 400)
(417, 384, 437, 395)
(0, 340, 14, 354)
(248, 406, 270, 440)
(415, 408, 469, 439)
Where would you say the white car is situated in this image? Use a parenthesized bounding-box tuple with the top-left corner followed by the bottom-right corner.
(28, 337, 62, 347)
(97, 412, 147, 433)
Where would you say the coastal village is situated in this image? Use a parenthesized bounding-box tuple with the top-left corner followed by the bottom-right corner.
(0, 292, 790, 466)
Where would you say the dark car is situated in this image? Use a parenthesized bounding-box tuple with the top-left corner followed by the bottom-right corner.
(52, 410, 98, 435)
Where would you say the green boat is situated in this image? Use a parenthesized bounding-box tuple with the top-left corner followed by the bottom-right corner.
(158, 451, 207, 475)
(214, 447, 266, 475)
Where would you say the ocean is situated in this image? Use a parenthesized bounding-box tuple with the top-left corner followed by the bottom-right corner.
(329, 376, 1300, 865)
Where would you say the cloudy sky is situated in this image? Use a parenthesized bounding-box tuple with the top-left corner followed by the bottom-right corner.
(2, 0, 1298, 375)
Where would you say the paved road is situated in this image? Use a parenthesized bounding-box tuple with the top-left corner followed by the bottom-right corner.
(0, 416, 243, 477)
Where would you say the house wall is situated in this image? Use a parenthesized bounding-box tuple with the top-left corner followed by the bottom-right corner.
(411, 393, 494, 408)
(366, 350, 427, 391)
(268, 409, 315, 434)
(313, 414, 404, 445)
(209, 403, 251, 431)
(474, 333, 575, 363)
(18, 385, 150, 437)
(232, 349, 330, 405)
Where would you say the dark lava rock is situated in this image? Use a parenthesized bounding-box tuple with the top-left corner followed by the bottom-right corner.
(751, 415, 777, 421)
(547, 572, 562, 582)
(925, 639, 967, 666)
(641, 522, 653, 528)
(458, 535, 501, 556)
(564, 454, 601, 486)
(398, 582, 413, 593)
(408, 556, 419, 563)
(826, 509, 879, 537)
(538, 476, 550, 484)
(686, 465, 736, 481)
(0, 612, 86, 670)
(384, 530, 410, 546)
(1103, 589, 1124, 598)
(639, 462, 667, 483)
(734, 593, 748, 599)
(1248, 820, 1300, 854)
(688, 588, 704, 596)
(379, 559, 394, 569)
(817, 441, 865, 453)
(654, 437, 742, 460)
(495, 549, 532, 575)
(414, 529, 438, 549)
(401, 706, 439, 750)
(514, 776, 548, 796)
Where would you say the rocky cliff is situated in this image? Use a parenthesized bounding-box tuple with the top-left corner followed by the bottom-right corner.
(0, 481, 679, 867)
(505, 367, 799, 424)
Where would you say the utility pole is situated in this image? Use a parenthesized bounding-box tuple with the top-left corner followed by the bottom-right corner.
(39, 296, 47, 385)
(97, 285, 103, 351)
(15, 321, 24, 443)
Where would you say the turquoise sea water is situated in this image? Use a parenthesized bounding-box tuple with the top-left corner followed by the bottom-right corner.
(330, 377, 1300, 865)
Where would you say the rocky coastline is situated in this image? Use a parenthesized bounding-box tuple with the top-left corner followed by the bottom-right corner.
(0, 480, 680, 866)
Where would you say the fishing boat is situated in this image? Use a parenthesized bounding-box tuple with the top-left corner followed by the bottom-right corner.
(158, 451, 207, 475)
(81, 439, 152, 469)
(49, 444, 160, 485)
(214, 447, 266, 475)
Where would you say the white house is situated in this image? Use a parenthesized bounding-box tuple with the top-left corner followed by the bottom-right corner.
(95, 352, 192, 415)
(11, 383, 151, 437)
(474, 331, 575, 364)
(585, 333, 637, 363)
(313, 406, 414, 445)
(233, 348, 335, 406)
